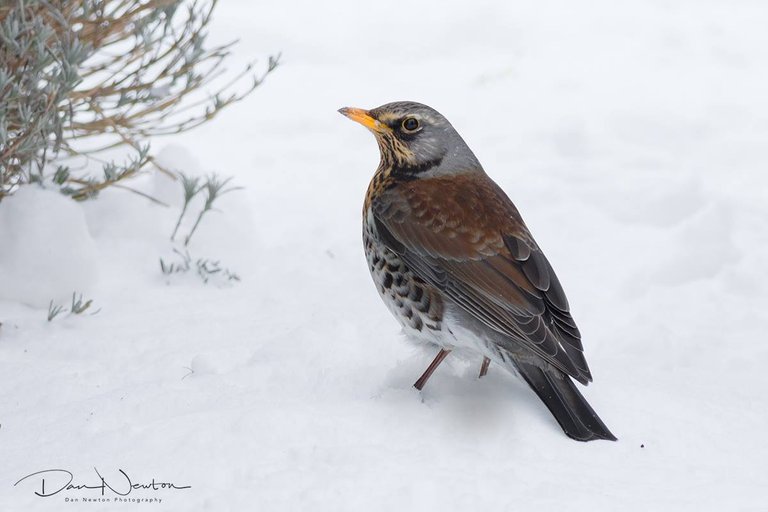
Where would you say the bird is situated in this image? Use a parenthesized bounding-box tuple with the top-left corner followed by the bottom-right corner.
(339, 101, 616, 442)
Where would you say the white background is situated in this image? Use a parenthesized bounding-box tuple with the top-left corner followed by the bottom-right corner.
(1, 0, 767, 509)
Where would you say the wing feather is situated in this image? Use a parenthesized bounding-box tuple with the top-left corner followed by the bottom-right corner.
(372, 173, 592, 384)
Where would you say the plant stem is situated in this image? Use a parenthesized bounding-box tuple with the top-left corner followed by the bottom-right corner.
(171, 201, 189, 241)
(184, 206, 208, 246)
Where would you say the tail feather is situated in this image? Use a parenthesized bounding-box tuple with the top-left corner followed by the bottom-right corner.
(516, 361, 617, 442)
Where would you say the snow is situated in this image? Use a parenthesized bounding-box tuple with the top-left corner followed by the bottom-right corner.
(2, 0, 768, 509)
(0, 187, 98, 307)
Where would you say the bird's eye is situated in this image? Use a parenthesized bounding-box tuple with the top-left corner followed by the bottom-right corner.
(401, 117, 420, 132)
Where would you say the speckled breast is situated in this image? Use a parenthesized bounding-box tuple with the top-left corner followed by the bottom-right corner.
(363, 209, 443, 340)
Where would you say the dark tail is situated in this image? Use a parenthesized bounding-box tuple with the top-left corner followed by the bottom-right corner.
(516, 362, 617, 442)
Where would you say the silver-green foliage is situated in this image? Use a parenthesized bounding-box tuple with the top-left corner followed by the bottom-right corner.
(160, 248, 241, 284)
(161, 172, 242, 284)
(0, 4, 90, 194)
(47, 292, 99, 321)
(0, 0, 278, 201)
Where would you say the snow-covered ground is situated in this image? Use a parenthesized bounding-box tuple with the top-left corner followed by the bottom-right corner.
(2, 0, 768, 509)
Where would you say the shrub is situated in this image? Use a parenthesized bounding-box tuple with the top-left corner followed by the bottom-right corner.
(0, 0, 278, 201)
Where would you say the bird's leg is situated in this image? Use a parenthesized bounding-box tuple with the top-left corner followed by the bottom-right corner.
(479, 357, 491, 378)
(413, 348, 451, 391)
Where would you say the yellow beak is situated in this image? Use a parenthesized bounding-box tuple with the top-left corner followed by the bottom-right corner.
(338, 107, 390, 133)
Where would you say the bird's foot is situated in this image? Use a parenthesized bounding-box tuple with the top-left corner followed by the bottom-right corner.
(413, 348, 451, 390)
(479, 357, 491, 378)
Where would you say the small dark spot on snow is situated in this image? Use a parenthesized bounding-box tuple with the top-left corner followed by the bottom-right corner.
(641, 444, 645, 448)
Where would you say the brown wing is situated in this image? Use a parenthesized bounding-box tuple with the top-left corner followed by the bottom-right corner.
(371, 172, 592, 384)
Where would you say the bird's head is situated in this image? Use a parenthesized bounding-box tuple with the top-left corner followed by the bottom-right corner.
(339, 101, 481, 177)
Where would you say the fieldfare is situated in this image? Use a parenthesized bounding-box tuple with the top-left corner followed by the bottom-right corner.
(339, 101, 616, 442)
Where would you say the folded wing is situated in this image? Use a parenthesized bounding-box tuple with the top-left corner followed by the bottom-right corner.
(371, 172, 592, 384)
